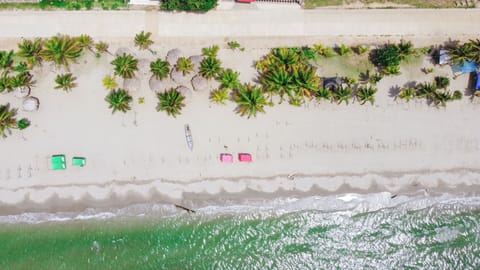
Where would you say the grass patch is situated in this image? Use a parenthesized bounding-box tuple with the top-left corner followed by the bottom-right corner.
(305, 0, 459, 8)
(313, 54, 375, 78)
(0, 2, 41, 9)
(0, 0, 127, 10)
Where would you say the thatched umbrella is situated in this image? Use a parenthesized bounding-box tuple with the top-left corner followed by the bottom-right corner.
(149, 76, 169, 93)
(138, 58, 151, 77)
(22, 96, 39, 112)
(177, 85, 192, 102)
(123, 78, 141, 91)
(191, 75, 208, 91)
(189, 55, 203, 73)
(14, 86, 30, 98)
(171, 69, 189, 85)
(115, 47, 134, 57)
(166, 49, 183, 66)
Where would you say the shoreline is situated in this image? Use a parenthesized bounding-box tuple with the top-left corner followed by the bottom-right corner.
(1, 169, 480, 215)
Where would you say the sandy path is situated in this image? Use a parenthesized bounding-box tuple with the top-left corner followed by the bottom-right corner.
(0, 9, 478, 41)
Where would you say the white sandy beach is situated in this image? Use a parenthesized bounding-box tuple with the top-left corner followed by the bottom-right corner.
(1, 9, 480, 212)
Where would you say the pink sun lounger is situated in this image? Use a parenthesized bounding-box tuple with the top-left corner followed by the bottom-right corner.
(238, 153, 252, 162)
(220, 153, 233, 163)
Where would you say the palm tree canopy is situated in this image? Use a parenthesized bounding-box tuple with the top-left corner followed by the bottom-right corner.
(166, 48, 183, 66)
(219, 68, 240, 90)
(103, 75, 118, 90)
(105, 89, 133, 114)
(0, 50, 15, 70)
(261, 66, 296, 100)
(40, 35, 83, 69)
(111, 54, 138, 79)
(176, 57, 194, 75)
(234, 83, 268, 118)
(134, 31, 154, 51)
(0, 103, 18, 138)
(156, 88, 185, 117)
(191, 75, 208, 91)
(95, 42, 109, 54)
(202, 45, 219, 58)
(210, 88, 230, 105)
(150, 59, 170, 80)
(54, 73, 77, 91)
(76, 34, 94, 50)
(17, 38, 43, 67)
(356, 85, 377, 105)
(199, 57, 222, 79)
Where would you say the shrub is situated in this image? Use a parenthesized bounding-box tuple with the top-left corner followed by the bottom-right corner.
(161, 0, 217, 12)
(434, 76, 450, 89)
(17, 118, 30, 130)
(452, 90, 463, 100)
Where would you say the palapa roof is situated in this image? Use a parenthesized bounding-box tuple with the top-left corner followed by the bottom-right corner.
(138, 58, 151, 76)
(149, 76, 169, 93)
(171, 69, 189, 85)
(22, 96, 39, 112)
(191, 75, 208, 91)
(189, 55, 203, 73)
(123, 78, 141, 91)
(166, 49, 183, 66)
(14, 86, 30, 98)
(177, 85, 192, 101)
(115, 47, 135, 57)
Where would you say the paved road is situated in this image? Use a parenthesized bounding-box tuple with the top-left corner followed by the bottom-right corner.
(0, 9, 478, 40)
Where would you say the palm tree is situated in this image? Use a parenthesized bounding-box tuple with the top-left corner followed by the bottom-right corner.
(17, 38, 43, 68)
(111, 54, 138, 79)
(416, 82, 437, 100)
(292, 66, 320, 99)
(0, 50, 14, 70)
(175, 57, 194, 76)
(448, 43, 475, 65)
(105, 89, 133, 113)
(40, 35, 82, 69)
(356, 85, 377, 105)
(433, 90, 453, 107)
(54, 73, 77, 92)
(434, 76, 450, 89)
(199, 57, 222, 79)
(134, 31, 154, 52)
(95, 41, 111, 56)
(0, 103, 17, 138)
(271, 47, 300, 68)
(468, 39, 480, 64)
(76, 34, 94, 53)
(202, 45, 219, 58)
(315, 87, 332, 103)
(333, 86, 353, 105)
(103, 75, 118, 90)
(234, 83, 268, 118)
(150, 59, 170, 80)
(219, 68, 240, 90)
(156, 88, 185, 117)
(398, 87, 416, 102)
(210, 88, 230, 105)
(0, 72, 10, 93)
(261, 67, 295, 102)
(9, 71, 34, 92)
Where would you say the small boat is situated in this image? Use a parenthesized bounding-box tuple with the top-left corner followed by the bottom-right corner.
(185, 124, 193, 151)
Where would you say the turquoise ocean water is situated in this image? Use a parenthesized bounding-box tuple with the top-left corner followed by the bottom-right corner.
(0, 192, 479, 269)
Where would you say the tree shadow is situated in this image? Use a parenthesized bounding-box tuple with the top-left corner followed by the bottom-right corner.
(389, 85, 401, 99)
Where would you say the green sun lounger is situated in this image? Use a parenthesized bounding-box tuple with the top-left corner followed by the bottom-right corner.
(51, 155, 66, 170)
(72, 157, 86, 167)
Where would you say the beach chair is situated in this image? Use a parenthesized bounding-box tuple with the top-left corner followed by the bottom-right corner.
(51, 155, 66, 170)
(220, 153, 233, 163)
(238, 153, 252, 162)
(72, 157, 86, 167)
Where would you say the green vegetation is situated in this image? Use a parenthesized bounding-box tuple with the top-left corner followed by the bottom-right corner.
(161, 0, 217, 12)
(156, 88, 185, 117)
(370, 40, 413, 75)
(102, 75, 118, 90)
(200, 57, 222, 79)
(54, 73, 77, 92)
(434, 76, 450, 89)
(134, 31, 154, 52)
(150, 59, 170, 80)
(95, 42, 110, 56)
(356, 85, 377, 105)
(398, 87, 416, 102)
(17, 118, 30, 130)
(105, 89, 133, 114)
(219, 69, 240, 90)
(111, 54, 138, 79)
(202, 45, 220, 58)
(40, 35, 83, 70)
(175, 57, 194, 76)
(227, 41, 245, 52)
(447, 39, 480, 66)
(0, 103, 18, 138)
(210, 88, 230, 105)
(332, 86, 353, 105)
(304, 0, 457, 9)
(17, 38, 43, 68)
(234, 83, 268, 118)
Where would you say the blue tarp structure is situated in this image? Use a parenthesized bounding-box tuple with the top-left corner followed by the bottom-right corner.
(452, 61, 478, 74)
(476, 72, 480, 91)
